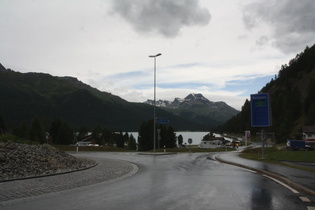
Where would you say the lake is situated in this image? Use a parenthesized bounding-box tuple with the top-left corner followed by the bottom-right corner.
(129, 131, 211, 145)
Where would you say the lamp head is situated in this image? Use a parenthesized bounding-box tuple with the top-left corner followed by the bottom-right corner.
(149, 53, 162, 58)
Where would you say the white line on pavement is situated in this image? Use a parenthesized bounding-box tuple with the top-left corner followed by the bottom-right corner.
(262, 174, 299, 194)
(300, 196, 311, 202)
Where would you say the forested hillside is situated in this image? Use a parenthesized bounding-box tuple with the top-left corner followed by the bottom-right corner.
(0, 65, 209, 131)
(215, 44, 315, 142)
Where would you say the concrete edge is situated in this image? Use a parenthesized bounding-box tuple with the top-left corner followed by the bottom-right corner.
(0, 161, 139, 205)
(215, 155, 315, 197)
(138, 152, 178, 156)
(101, 162, 139, 185)
(0, 160, 98, 183)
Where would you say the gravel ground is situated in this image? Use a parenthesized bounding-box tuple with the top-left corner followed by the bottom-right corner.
(0, 143, 96, 181)
(0, 143, 138, 202)
(0, 155, 138, 202)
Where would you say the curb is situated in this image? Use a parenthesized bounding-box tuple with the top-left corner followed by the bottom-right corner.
(215, 155, 315, 197)
(0, 161, 98, 183)
(138, 152, 177, 156)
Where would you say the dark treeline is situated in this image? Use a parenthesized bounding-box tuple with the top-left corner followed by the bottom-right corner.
(137, 119, 177, 151)
(0, 115, 137, 150)
(0, 115, 178, 151)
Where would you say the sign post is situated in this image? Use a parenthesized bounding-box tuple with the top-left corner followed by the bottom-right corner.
(188, 138, 192, 152)
(157, 129, 161, 150)
(250, 93, 271, 159)
(245, 130, 250, 147)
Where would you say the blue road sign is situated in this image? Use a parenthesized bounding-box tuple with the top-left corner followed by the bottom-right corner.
(250, 93, 271, 127)
(156, 118, 169, 124)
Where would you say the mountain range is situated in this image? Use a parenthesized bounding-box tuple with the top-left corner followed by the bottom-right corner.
(144, 93, 239, 125)
(0, 63, 237, 131)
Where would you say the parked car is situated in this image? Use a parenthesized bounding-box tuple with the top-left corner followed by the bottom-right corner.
(286, 140, 313, 151)
(232, 140, 242, 147)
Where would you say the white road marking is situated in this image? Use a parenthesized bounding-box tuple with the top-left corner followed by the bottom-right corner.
(262, 174, 299, 194)
(300, 196, 311, 202)
(307, 206, 315, 210)
(242, 168, 257, 174)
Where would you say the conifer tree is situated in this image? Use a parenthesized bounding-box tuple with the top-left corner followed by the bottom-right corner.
(128, 134, 137, 150)
(29, 117, 46, 144)
(0, 115, 7, 134)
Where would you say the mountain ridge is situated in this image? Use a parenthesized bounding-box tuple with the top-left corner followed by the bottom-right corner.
(144, 93, 239, 125)
(0, 65, 229, 131)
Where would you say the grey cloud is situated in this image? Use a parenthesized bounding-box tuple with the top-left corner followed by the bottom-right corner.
(242, 0, 315, 53)
(111, 0, 211, 37)
(256, 36, 269, 46)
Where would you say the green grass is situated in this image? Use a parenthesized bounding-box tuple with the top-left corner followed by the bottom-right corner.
(240, 147, 315, 173)
(0, 134, 38, 144)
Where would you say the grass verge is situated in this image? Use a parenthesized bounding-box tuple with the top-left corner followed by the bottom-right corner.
(240, 147, 315, 173)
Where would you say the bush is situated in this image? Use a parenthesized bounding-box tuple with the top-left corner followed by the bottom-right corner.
(0, 134, 32, 144)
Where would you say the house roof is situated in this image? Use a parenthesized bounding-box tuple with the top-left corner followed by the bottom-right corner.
(302, 126, 315, 134)
(202, 137, 225, 141)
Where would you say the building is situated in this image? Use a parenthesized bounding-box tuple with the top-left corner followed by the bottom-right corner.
(302, 126, 315, 142)
(76, 141, 92, 146)
(199, 137, 225, 149)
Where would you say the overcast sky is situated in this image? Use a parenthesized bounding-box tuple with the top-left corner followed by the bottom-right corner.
(1, 0, 314, 110)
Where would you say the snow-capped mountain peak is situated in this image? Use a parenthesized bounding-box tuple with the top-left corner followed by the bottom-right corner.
(143, 93, 239, 125)
(144, 93, 212, 108)
(184, 93, 209, 102)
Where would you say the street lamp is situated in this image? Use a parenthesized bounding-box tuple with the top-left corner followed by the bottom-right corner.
(149, 53, 162, 152)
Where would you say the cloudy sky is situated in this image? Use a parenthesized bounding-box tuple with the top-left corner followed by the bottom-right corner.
(1, 0, 314, 110)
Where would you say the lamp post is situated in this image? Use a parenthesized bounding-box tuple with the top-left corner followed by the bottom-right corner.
(149, 53, 162, 152)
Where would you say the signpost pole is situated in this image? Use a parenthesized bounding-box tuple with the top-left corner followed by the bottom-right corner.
(188, 138, 192, 152)
(157, 129, 161, 150)
(261, 129, 265, 159)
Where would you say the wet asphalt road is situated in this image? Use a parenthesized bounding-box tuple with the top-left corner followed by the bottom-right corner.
(1, 152, 314, 210)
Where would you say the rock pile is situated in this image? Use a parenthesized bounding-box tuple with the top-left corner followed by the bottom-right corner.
(0, 142, 96, 181)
